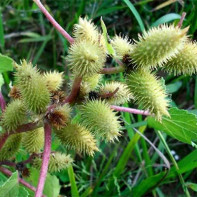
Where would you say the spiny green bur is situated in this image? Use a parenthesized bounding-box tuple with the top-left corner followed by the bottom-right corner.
(130, 25, 188, 69)
(22, 127, 44, 153)
(1, 99, 27, 131)
(15, 60, 50, 114)
(34, 152, 73, 173)
(127, 69, 169, 121)
(163, 41, 197, 75)
(54, 122, 98, 156)
(0, 134, 22, 161)
(80, 100, 121, 142)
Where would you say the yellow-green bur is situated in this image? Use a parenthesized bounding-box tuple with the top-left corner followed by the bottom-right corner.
(54, 122, 98, 156)
(79, 100, 122, 142)
(1, 99, 27, 131)
(15, 61, 50, 114)
(0, 134, 22, 161)
(130, 25, 188, 69)
(33, 152, 73, 173)
(126, 69, 169, 121)
(163, 42, 197, 75)
(22, 127, 44, 153)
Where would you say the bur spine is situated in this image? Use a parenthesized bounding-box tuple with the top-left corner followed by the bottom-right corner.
(22, 127, 44, 153)
(127, 69, 169, 121)
(130, 25, 188, 69)
(80, 100, 122, 142)
(54, 122, 98, 156)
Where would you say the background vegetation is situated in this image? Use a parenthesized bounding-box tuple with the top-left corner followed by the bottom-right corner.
(0, 0, 197, 196)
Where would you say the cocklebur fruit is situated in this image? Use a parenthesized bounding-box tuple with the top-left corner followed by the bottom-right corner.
(15, 60, 50, 114)
(1, 99, 27, 131)
(0, 134, 22, 161)
(80, 74, 102, 95)
(130, 25, 188, 69)
(67, 39, 106, 77)
(43, 71, 64, 91)
(80, 100, 122, 142)
(22, 127, 44, 153)
(54, 122, 98, 156)
(163, 41, 197, 75)
(46, 104, 71, 130)
(111, 35, 133, 59)
(34, 152, 73, 173)
(99, 81, 133, 105)
(73, 17, 99, 42)
(126, 69, 169, 121)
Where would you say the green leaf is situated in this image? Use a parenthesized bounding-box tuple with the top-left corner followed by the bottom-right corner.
(0, 54, 14, 73)
(151, 13, 181, 27)
(100, 18, 115, 56)
(68, 165, 79, 197)
(0, 172, 18, 197)
(27, 168, 60, 197)
(166, 81, 182, 94)
(0, 73, 4, 88)
(123, 0, 145, 32)
(185, 182, 197, 192)
(147, 108, 197, 144)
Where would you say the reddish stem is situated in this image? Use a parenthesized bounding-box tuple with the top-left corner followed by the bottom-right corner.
(0, 121, 40, 151)
(64, 76, 82, 104)
(100, 66, 125, 74)
(35, 122, 52, 197)
(177, 12, 186, 28)
(0, 166, 46, 197)
(33, 0, 74, 44)
(0, 92, 6, 112)
(100, 87, 119, 99)
(111, 105, 151, 116)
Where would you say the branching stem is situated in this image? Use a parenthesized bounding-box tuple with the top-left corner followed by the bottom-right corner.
(33, 0, 74, 44)
(35, 122, 52, 197)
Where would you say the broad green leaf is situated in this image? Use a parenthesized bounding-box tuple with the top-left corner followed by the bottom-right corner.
(185, 182, 197, 192)
(151, 13, 181, 27)
(147, 108, 197, 144)
(0, 73, 4, 88)
(100, 18, 115, 56)
(27, 168, 60, 197)
(0, 54, 14, 73)
(0, 172, 18, 197)
(123, 0, 145, 32)
(166, 81, 182, 93)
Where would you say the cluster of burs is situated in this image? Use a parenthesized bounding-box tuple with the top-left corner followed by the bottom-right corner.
(0, 17, 197, 173)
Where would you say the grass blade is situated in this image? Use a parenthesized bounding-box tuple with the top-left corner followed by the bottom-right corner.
(68, 165, 79, 197)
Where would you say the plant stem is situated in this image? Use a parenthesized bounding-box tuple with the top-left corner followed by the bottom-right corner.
(0, 166, 46, 197)
(177, 12, 186, 28)
(100, 65, 125, 74)
(0, 121, 41, 151)
(35, 122, 52, 197)
(157, 130, 191, 197)
(64, 76, 82, 104)
(33, 0, 74, 44)
(0, 91, 6, 112)
(111, 105, 150, 116)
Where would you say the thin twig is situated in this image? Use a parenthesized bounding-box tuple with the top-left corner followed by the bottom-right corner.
(64, 76, 82, 104)
(0, 166, 46, 197)
(33, 0, 74, 44)
(100, 87, 119, 99)
(100, 65, 125, 74)
(35, 122, 52, 197)
(0, 92, 6, 112)
(177, 12, 186, 28)
(111, 105, 151, 116)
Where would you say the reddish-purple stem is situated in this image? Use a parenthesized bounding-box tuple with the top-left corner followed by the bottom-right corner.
(111, 105, 151, 116)
(33, 0, 74, 44)
(64, 76, 82, 104)
(0, 166, 46, 197)
(0, 121, 40, 151)
(0, 92, 6, 112)
(35, 122, 52, 197)
(100, 66, 125, 74)
(177, 12, 186, 28)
